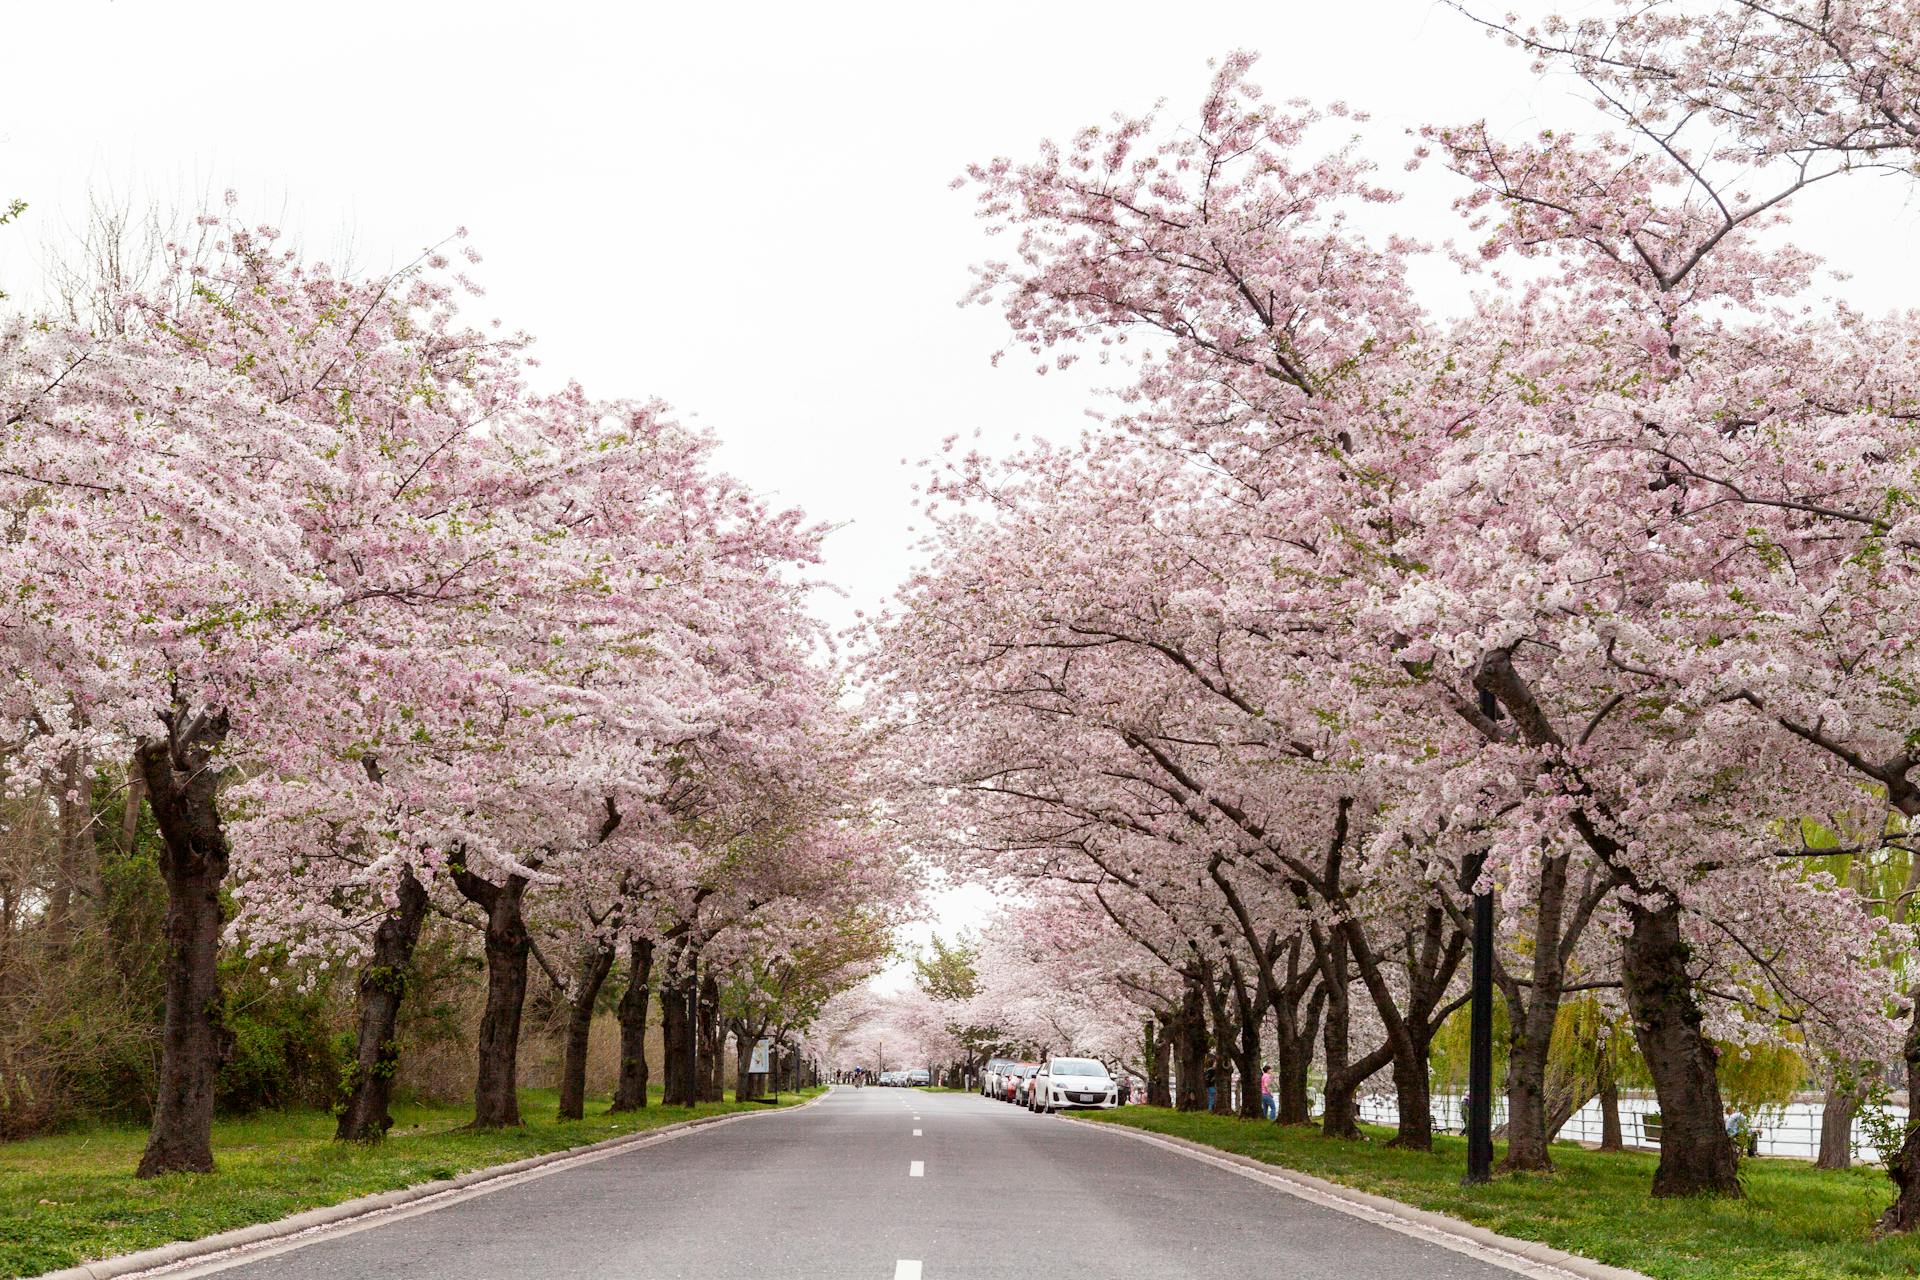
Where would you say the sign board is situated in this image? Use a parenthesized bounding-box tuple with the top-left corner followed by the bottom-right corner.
(749, 1039, 772, 1074)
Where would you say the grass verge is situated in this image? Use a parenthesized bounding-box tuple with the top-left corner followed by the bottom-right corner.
(1083, 1107, 1919, 1280)
(1, 1085, 823, 1279)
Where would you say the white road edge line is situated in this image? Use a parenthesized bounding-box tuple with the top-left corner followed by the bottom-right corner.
(1075, 1122, 1607, 1280)
(136, 1103, 821, 1280)
(909, 1160, 925, 1177)
(894, 1262, 923, 1280)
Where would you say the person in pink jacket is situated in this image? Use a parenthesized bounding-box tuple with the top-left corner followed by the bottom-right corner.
(1260, 1065, 1275, 1121)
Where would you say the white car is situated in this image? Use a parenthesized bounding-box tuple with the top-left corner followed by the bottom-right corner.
(1028, 1056, 1119, 1113)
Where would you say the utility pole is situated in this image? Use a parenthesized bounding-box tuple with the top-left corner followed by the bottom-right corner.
(1463, 687, 1498, 1186)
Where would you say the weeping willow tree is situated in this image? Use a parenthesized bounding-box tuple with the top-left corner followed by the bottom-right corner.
(1792, 822, 1916, 1171)
(1430, 996, 1620, 1142)
(1430, 992, 1803, 1153)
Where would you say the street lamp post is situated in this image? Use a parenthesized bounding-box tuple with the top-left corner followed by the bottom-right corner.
(1463, 687, 1498, 1186)
(685, 956, 699, 1109)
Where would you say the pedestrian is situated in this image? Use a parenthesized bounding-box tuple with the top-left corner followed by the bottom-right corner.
(1204, 1063, 1217, 1112)
(1725, 1106, 1757, 1157)
(1117, 1075, 1132, 1105)
(1260, 1064, 1275, 1121)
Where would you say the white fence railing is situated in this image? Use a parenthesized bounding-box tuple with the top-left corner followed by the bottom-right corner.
(1354, 1092, 1906, 1164)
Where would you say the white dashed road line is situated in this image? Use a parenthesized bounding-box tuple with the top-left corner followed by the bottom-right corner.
(909, 1160, 924, 1177)
(913, 1128, 921, 1136)
(893, 1262, 923, 1280)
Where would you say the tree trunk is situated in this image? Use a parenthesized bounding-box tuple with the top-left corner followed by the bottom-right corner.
(1147, 1015, 1172, 1107)
(1501, 995, 1558, 1171)
(336, 868, 428, 1141)
(1234, 1000, 1262, 1120)
(610, 938, 653, 1111)
(135, 717, 232, 1179)
(452, 868, 531, 1130)
(1881, 1124, 1920, 1236)
(1879, 964, 1920, 1233)
(734, 1024, 764, 1102)
(1815, 1074, 1860, 1171)
(1598, 1048, 1623, 1152)
(1547, 1078, 1601, 1144)
(1621, 899, 1740, 1197)
(661, 970, 695, 1107)
(1274, 983, 1323, 1125)
(47, 746, 93, 948)
(1173, 973, 1207, 1112)
(118, 756, 146, 855)
(1387, 1030, 1434, 1151)
(1497, 849, 1587, 1173)
(1319, 932, 1360, 1139)
(557, 943, 616, 1121)
(1205, 978, 1236, 1116)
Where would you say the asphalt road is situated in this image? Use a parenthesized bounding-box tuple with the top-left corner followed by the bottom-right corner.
(177, 1087, 1535, 1280)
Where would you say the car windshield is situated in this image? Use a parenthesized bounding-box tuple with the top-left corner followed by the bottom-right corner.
(1050, 1058, 1108, 1077)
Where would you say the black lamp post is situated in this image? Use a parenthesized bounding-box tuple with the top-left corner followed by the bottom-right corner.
(1463, 687, 1498, 1185)
(684, 956, 699, 1109)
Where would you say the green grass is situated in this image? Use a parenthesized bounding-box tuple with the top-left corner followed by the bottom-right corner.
(1085, 1107, 1920, 1280)
(0, 1086, 824, 1279)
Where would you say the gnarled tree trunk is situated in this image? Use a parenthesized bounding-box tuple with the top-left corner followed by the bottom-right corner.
(1388, 1028, 1435, 1151)
(135, 714, 233, 1179)
(557, 942, 616, 1121)
(1233, 995, 1262, 1120)
(1173, 971, 1207, 1112)
(1202, 972, 1237, 1117)
(1874, 1007, 1920, 1235)
(1495, 848, 1596, 1173)
(1146, 1014, 1172, 1107)
(336, 867, 428, 1141)
(1622, 899, 1739, 1197)
(661, 968, 696, 1107)
(1273, 968, 1323, 1125)
(1318, 929, 1360, 1139)
(1816, 1073, 1861, 1171)
(734, 1022, 765, 1101)
(452, 867, 532, 1129)
(610, 938, 653, 1111)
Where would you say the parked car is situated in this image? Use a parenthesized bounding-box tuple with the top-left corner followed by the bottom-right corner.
(1012, 1063, 1043, 1107)
(1029, 1057, 1118, 1114)
(879, 1070, 905, 1087)
(981, 1057, 1015, 1098)
(906, 1069, 931, 1087)
(1002, 1062, 1035, 1103)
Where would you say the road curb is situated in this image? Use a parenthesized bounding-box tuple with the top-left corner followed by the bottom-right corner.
(1066, 1116, 1650, 1280)
(29, 1089, 831, 1280)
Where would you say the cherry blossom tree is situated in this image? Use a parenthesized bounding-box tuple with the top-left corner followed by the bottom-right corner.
(919, 38, 1909, 1200)
(2, 206, 893, 1165)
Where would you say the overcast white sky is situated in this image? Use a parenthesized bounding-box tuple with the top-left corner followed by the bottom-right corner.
(7, 0, 1920, 978)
